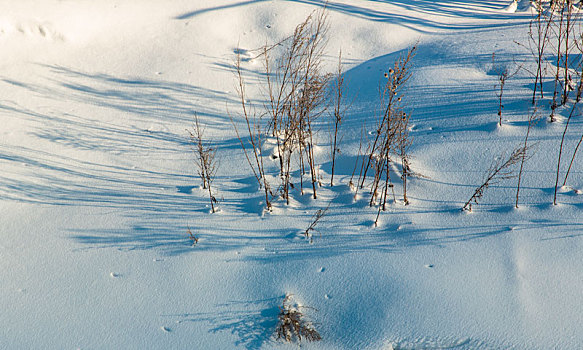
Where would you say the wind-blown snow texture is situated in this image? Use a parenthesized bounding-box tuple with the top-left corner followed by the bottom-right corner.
(1, 1, 582, 349)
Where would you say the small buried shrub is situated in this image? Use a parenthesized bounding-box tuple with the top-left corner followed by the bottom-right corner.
(275, 294, 321, 343)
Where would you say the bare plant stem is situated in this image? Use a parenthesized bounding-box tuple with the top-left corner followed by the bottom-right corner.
(530, 0, 554, 104)
(497, 72, 507, 126)
(304, 202, 330, 242)
(562, 1, 574, 105)
(187, 225, 198, 246)
(350, 123, 366, 189)
(188, 114, 218, 213)
(330, 50, 345, 186)
(232, 51, 272, 210)
(516, 108, 538, 208)
(563, 132, 583, 186)
(402, 157, 410, 205)
(553, 95, 580, 204)
(550, 3, 566, 122)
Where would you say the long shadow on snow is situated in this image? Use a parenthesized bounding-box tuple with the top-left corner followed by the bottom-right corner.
(3, 65, 235, 125)
(65, 196, 509, 259)
(175, 0, 530, 33)
(66, 180, 583, 260)
(0, 103, 192, 154)
(0, 64, 249, 212)
(341, 41, 532, 133)
(0, 143, 213, 213)
(164, 297, 280, 350)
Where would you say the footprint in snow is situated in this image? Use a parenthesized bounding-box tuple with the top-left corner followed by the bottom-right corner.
(388, 336, 471, 349)
(176, 186, 195, 194)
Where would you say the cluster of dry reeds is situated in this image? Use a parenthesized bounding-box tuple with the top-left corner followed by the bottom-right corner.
(228, 6, 420, 224)
(231, 8, 333, 210)
(463, 1, 583, 212)
(351, 46, 416, 225)
(263, 8, 331, 203)
(526, 0, 583, 204)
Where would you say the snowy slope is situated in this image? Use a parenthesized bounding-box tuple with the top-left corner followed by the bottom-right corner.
(1, 1, 582, 349)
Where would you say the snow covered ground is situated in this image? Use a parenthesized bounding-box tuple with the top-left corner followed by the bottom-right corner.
(1, 0, 583, 349)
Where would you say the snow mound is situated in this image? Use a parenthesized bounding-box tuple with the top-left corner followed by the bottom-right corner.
(502, 0, 518, 13)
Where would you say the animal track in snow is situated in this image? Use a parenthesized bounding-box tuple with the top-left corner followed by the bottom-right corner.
(0, 20, 64, 41)
(387, 336, 476, 349)
(233, 47, 258, 64)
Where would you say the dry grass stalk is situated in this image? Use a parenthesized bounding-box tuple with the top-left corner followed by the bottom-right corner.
(188, 114, 218, 213)
(463, 147, 527, 212)
(492, 53, 521, 126)
(231, 51, 273, 210)
(349, 123, 366, 191)
(497, 67, 509, 125)
(303, 202, 330, 243)
(563, 130, 583, 187)
(516, 107, 539, 208)
(561, 31, 583, 187)
(330, 50, 348, 186)
(528, 0, 555, 103)
(549, 1, 567, 122)
(187, 225, 198, 246)
(561, 0, 577, 105)
(398, 111, 412, 206)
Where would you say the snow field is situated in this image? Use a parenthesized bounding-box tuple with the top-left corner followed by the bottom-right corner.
(1, 1, 583, 349)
